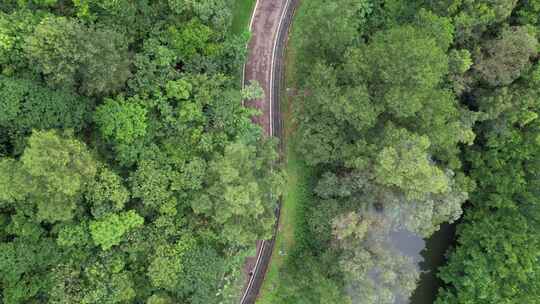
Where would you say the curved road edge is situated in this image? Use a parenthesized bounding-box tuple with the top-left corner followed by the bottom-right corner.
(240, 0, 299, 303)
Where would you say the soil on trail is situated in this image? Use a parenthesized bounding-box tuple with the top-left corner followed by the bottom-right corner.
(240, 0, 292, 303)
(242, 240, 262, 274)
(244, 0, 287, 136)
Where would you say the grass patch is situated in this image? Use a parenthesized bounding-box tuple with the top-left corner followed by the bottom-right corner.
(230, 0, 257, 85)
(230, 0, 257, 35)
(257, 144, 314, 304)
(256, 10, 316, 303)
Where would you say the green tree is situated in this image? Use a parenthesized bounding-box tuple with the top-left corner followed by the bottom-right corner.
(448, 49, 473, 75)
(274, 256, 353, 304)
(94, 96, 148, 145)
(436, 210, 540, 304)
(56, 222, 90, 248)
(0, 10, 45, 72)
(85, 166, 130, 218)
(436, 63, 540, 304)
(375, 127, 449, 200)
(147, 235, 195, 291)
(0, 238, 60, 303)
(430, 0, 519, 43)
(191, 140, 283, 246)
(473, 26, 538, 86)
(295, 63, 380, 166)
(20, 130, 97, 222)
(415, 9, 455, 50)
(24, 16, 131, 95)
(0, 76, 91, 149)
(130, 158, 178, 214)
(515, 0, 540, 24)
(168, 0, 233, 29)
(147, 294, 174, 304)
(346, 18, 475, 166)
(294, 0, 362, 74)
(0, 158, 27, 204)
(350, 25, 449, 118)
(167, 20, 214, 62)
(49, 256, 137, 304)
(89, 210, 144, 250)
(176, 244, 225, 304)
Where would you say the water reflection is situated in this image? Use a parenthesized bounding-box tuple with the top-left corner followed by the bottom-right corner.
(389, 229, 425, 304)
(341, 201, 457, 304)
(409, 223, 456, 304)
(389, 224, 456, 304)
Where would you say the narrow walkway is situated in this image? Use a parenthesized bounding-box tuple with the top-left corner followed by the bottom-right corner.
(244, 0, 286, 136)
(240, 0, 297, 303)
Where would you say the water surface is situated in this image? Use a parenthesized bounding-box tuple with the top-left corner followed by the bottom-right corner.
(409, 223, 456, 304)
(389, 223, 456, 304)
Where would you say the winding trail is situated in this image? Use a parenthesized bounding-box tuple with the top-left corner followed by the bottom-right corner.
(240, 0, 298, 303)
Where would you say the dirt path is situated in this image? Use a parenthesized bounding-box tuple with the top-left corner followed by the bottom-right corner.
(240, 0, 298, 303)
(244, 0, 286, 136)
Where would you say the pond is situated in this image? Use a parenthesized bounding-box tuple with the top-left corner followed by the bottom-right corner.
(409, 223, 456, 304)
(390, 223, 457, 304)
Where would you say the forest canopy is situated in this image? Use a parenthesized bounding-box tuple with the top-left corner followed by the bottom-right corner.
(0, 1, 282, 303)
(2, 0, 540, 303)
(270, 0, 540, 303)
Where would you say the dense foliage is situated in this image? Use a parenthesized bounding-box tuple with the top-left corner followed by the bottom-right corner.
(277, 0, 540, 303)
(431, 1, 540, 302)
(0, 1, 282, 303)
